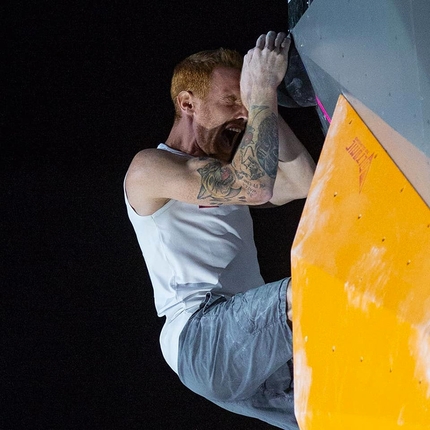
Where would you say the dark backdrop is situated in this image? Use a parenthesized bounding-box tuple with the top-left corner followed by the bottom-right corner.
(3, 1, 324, 428)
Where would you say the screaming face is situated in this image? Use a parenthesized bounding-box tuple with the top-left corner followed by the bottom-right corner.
(192, 67, 248, 162)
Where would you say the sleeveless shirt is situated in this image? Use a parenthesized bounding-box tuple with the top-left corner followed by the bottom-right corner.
(124, 143, 264, 373)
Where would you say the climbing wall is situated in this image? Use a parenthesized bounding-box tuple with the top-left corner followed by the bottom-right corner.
(289, 0, 430, 210)
(291, 0, 430, 160)
(291, 95, 430, 429)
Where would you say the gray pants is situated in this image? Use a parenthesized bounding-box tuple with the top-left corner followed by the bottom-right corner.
(178, 278, 298, 430)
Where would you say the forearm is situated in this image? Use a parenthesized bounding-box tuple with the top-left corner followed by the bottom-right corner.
(231, 99, 279, 201)
(269, 115, 316, 205)
(278, 114, 311, 163)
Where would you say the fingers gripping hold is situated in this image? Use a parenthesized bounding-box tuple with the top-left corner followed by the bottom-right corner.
(277, 32, 290, 51)
(256, 34, 266, 50)
(265, 31, 277, 50)
(240, 31, 291, 108)
(256, 31, 289, 52)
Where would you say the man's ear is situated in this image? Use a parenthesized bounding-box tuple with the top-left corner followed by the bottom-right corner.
(177, 91, 195, 116)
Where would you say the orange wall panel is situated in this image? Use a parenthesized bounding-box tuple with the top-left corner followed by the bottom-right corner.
(291, 95, 430, 429)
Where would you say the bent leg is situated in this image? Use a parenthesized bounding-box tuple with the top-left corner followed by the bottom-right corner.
(213, 360, 297, 430)
(177, 278, 298, 429)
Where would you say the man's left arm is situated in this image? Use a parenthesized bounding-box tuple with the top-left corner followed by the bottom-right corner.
(267, 114, 316, 206)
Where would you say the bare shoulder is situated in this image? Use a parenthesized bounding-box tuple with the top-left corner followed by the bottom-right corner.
(125, 148, 182, 216)
(128, 147, 172, 169)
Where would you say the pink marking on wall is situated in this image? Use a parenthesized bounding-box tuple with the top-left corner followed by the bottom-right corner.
(316, 96, 332, 124)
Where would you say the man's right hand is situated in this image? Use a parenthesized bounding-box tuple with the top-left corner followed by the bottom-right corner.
(240, 31, 290, 110)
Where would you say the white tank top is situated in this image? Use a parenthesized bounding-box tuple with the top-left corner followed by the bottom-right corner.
(124, 144, 264, 373)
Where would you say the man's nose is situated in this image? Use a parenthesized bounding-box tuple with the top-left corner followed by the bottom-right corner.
(236, 104, 248, 121)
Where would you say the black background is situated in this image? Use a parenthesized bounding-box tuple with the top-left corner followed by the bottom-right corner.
(3, 1, 324, 428)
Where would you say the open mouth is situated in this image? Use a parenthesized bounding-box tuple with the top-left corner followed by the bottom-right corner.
(223, 126, 245, 149)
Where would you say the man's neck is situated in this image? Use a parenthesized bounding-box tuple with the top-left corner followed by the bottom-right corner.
(165, 120, 203, 157)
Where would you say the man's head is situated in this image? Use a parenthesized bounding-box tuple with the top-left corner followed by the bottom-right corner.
(169, 49, 247, 161)
(171, 48, 243, 121)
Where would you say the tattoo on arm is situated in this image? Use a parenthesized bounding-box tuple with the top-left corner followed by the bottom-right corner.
(237, 106, 278, 179)
(197, 161, 241, 203)
(255, 113, 278, 178)
(195, 105, 278, 203)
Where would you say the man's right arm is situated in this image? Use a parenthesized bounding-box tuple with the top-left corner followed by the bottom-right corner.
(125, 103, 278, 215)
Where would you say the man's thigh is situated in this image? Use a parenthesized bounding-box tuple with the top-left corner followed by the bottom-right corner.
(177, 278, 293, 403)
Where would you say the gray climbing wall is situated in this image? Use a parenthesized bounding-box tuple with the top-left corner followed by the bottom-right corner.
(291, 0, 430, 160)
(289, 0, 430, 206)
